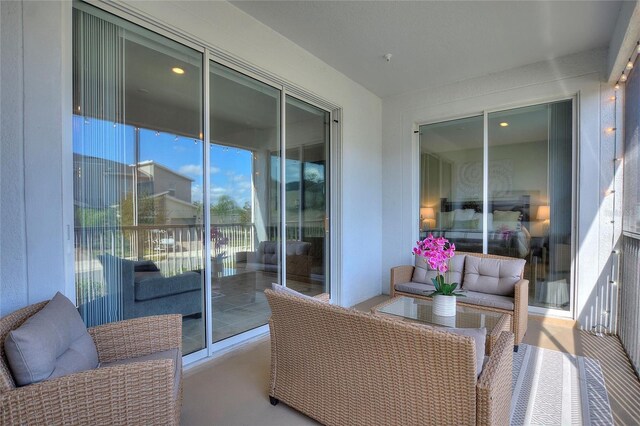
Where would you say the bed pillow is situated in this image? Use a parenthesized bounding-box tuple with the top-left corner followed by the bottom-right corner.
(438, 211, 455, 229)
(493, 210, 521, 232)
(4, 292, 99, 386)
(454, 209, 476, 221)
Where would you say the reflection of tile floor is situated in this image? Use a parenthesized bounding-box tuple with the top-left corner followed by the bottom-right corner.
(182, 271, 325, 355)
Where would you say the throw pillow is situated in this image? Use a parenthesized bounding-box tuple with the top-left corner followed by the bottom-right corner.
(271, 283, 319, 302)
(446, 327, 487, 377)
(4, 292, 99, 386)
(133, 260, 160, 272)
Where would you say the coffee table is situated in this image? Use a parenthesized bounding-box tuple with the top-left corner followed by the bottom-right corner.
(371, 296, 511, 354)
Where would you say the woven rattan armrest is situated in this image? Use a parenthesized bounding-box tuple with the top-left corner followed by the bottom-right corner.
(312, 293, 330, 303)
(390, 265, 414, 297)
(0, 359, 176, 425)
(513, 279, 529, 345)
(476, 331, 514, 426)
(88, 314, 182, 363)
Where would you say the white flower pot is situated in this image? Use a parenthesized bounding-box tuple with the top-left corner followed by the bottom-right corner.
(432, 294, 457, 317)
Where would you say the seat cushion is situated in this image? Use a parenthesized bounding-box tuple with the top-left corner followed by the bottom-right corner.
(412, 254, 466, 286)
(394, 281, 437, 296)
(100, 348, 181, 400)
(462, 255, 525, 296)
(4, 292, 99, 386)
(462, 290, 515, 310)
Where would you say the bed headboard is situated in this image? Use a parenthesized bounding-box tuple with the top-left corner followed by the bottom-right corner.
(440, 195, 531, 223)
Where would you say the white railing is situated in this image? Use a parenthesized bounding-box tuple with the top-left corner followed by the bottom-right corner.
(619, 235, 640, 377)
(74, 223, 256, 305)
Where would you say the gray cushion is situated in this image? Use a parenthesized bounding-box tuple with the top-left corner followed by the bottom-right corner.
(445, 327, 487, 377)
(394, 281, 437, 296)
(413, 254, 466, 286)
(462, 256, 525, 296)
(4, 292, 99, 386)
(100, 348, 180, 400)
(135, 271, 201, 301)
(462, 291, 515, 310)
(271, 283, 319, 302)
(133, 260, 160, 272)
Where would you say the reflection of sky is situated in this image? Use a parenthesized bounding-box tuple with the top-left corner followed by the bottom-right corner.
(73, 116, 253, 206)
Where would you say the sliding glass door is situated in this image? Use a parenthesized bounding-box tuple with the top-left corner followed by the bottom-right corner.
(488, 101, 573, 311)
(285, 96, 330, 295)
(73, 3, 206, 354)
(419, 100, 574, 313)
(208, 62, 281, 343)
(72, 1, 334, 359)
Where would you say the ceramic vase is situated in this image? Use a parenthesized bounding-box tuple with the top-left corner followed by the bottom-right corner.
(432, 294, 457, 317)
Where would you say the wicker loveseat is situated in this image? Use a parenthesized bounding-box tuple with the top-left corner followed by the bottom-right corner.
(265, 289, 514, 426)
(0, 302, 183, 425)
(391, 251, 528, 345)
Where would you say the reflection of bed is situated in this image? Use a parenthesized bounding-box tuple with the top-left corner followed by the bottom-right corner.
(426, 196, 531, 259)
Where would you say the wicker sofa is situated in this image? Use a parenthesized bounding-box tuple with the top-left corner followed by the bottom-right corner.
(0, 303, 183, 425)
(265, 289, 514, 426)
(391, 251, 528, 345)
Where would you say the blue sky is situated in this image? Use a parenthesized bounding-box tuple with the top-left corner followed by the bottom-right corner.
(73, 116, 253, 207)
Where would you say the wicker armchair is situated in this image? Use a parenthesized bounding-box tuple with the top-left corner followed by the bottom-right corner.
(0, 302, 183, 425)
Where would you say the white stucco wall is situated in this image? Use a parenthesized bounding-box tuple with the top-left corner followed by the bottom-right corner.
(381, 49, 623, 329)
(0, 0, 383, 315)
(1, 1, 74, 316)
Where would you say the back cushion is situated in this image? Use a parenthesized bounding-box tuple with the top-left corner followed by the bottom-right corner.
(462, 256, 525, 296)
(4, 292, 99, 386)
(286, 241, 311, 255)
(412, 254, 466, 285)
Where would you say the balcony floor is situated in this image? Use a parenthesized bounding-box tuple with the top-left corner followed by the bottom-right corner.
(181, 295, 640, 425)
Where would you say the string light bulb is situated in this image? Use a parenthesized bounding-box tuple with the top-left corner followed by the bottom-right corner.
(620, 73, 627, 82)
(614, 83, 620, 90)
(626, 58, 634, 70)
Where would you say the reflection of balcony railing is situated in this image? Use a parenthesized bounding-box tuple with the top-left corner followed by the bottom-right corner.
(619, 236, 640, 376)
(74, 223, 256, 304)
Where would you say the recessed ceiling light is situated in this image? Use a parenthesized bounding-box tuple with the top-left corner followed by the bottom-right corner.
(499, 122, 509, 127)
(172, 67, 185, 75)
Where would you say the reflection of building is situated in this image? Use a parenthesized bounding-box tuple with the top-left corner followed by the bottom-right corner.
(73, 154, 197, 224)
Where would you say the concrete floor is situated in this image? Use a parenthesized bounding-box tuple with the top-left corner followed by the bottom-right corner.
(180, 295, 640, 426)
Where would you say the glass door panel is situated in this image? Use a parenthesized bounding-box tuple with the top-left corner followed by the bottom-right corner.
(419, 116, 485, 253)
(284, 96, 330, 295)
(72, 2, 206, 355)
(488, 101, 573, 311)
(209, 62, 281, 343)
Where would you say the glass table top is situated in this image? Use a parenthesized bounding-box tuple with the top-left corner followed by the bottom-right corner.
(373, 296, 506, 331)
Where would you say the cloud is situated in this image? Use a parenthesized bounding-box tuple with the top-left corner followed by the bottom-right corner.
(210, 166, 220, 174)
(179, 164, 202, 176)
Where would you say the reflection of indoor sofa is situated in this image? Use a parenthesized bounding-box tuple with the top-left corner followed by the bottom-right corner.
(99, 254, 202, 320)
(236, 240, 312, 281)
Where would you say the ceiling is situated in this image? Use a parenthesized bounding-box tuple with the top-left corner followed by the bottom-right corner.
(231, 1, 623, 98)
